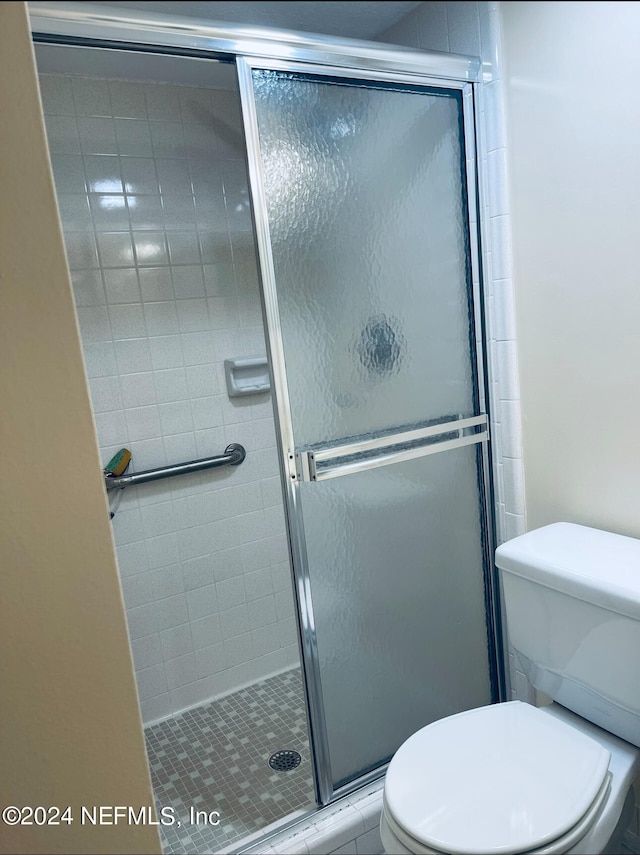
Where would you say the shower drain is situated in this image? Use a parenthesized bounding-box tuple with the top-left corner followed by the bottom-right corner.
(268, 750, 302, 772)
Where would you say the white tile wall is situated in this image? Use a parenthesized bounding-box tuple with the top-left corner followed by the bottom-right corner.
(40, 72, 300, 724)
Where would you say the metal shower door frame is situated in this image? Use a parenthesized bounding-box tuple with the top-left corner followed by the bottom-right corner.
(236, 55, 502, 805)
(28, 2, 504, 808)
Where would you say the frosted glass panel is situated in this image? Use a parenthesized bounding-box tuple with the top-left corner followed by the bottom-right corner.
(252, 70, 476, 447)
(300, 446, 491, 787)
(246, 65, 493, 797)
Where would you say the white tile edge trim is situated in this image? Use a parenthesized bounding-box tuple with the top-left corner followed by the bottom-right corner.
(476, 2, 526, 544)
(239, 780, 384, 855)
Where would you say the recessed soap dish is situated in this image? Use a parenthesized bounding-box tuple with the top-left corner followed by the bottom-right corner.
(224, 356, 270, 397)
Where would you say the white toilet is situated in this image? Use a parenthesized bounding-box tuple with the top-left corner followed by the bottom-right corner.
(381, 522, 640, 855)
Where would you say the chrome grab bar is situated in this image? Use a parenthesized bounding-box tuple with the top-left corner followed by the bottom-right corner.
(104, 443, 246, 491)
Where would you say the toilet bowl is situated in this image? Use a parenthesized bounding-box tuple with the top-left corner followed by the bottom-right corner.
(381, 701, 638, 854)
(380, 523, 640, 855)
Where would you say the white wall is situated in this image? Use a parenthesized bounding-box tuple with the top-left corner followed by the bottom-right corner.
(0, 4, 160, 853)
(501, 0, 640, 540)
(501, 3, 640, 846)
(38, 66, 299, 724)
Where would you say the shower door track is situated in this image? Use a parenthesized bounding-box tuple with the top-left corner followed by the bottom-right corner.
(29, 2, 505, 812)
(29, 4, 481, 81)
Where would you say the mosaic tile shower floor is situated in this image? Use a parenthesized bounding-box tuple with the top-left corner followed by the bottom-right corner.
(146, 669, 315, 854)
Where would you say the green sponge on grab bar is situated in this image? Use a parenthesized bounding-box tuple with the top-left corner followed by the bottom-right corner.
(104, 448, 131, 477)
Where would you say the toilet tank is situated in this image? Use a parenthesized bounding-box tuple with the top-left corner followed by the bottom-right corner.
(495, 522, 640, 747)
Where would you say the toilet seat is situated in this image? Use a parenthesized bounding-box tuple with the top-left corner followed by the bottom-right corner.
(383, 702, 611, 855)
(381, 773, 611, 854)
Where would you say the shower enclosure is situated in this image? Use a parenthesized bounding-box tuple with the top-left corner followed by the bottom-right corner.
(31, 3, 504, 850)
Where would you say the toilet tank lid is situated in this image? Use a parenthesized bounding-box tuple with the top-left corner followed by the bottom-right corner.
(495, 523, 640, 620)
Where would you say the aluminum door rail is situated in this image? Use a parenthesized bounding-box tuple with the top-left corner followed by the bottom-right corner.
(28, 3, 481, 83)
(296, 416, 488, 482)
(104, 443, 246, 490)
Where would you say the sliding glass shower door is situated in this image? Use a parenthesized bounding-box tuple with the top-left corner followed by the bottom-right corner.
(237, 60, 499, 802)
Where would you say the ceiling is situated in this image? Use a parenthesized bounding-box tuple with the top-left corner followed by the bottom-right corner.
(59, 1, 423, 40)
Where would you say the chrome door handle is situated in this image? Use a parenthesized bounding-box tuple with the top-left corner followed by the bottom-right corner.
(295, 415, 488, 482)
